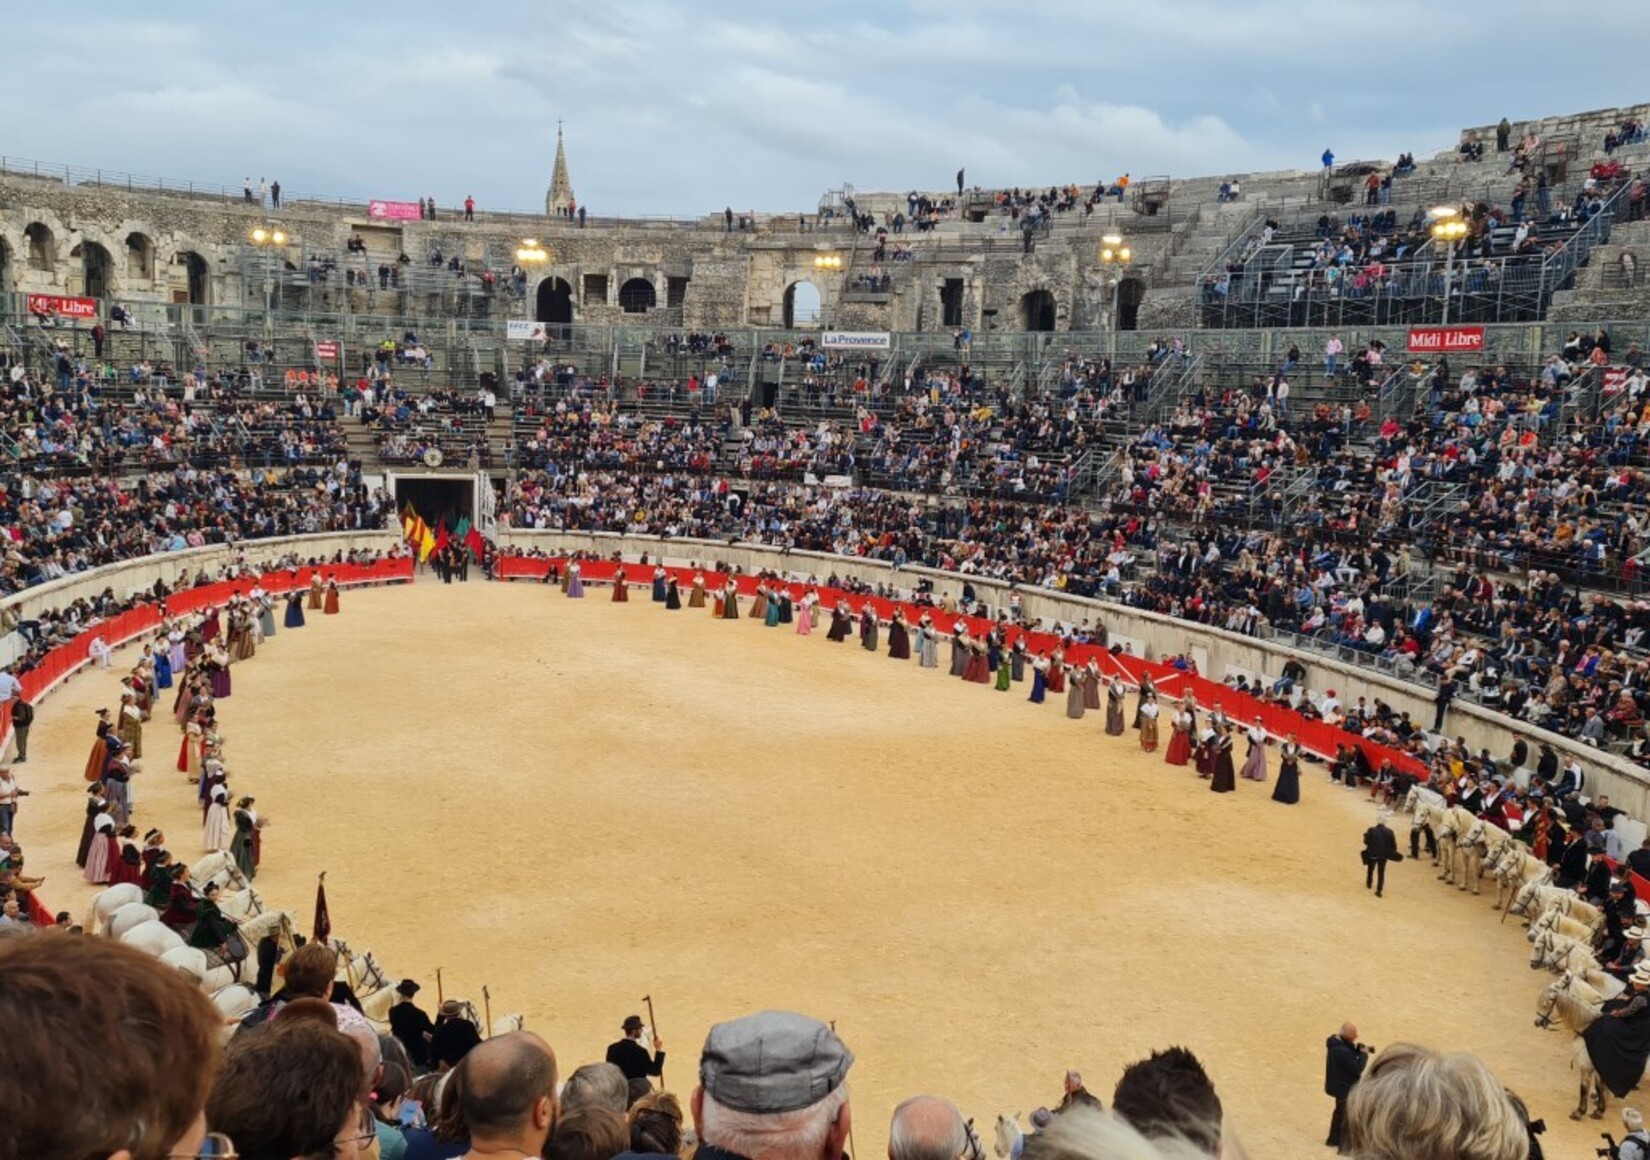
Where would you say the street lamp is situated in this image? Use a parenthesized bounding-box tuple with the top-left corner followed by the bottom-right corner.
(1099, 232, 1132, 331)
(1429, 207, 1469, 326)
(813, 253, 842, 272)
(516, 238, 550, 265)
(247, 226, 289, 328)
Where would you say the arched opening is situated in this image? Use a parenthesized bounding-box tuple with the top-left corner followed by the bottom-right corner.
(174, 251, 209, 306)
(535, 277, 574, 331)
(1021, 289, 1056, 332)
(783, 280, 823, 329)
(618, 277, 657, 314)
(79, 241, 113, 300)
(24, 222, 55, 271)
(1117, 278, 1146, 332)
(126, 232, 155, 281)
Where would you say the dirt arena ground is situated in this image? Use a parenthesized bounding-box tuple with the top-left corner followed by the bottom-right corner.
(20, 578, 1605, 1155)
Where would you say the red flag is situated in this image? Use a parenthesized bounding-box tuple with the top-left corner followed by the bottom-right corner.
(464, 527, 486, 558)
(313, 875, 331, 944)
(434, 521, 451, 554)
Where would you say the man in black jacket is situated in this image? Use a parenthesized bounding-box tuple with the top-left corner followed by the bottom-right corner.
(389, 979, 435, 1068)
(605, 1014, 665, 1082)
(1362, 816, 1401, 897)
(1324, 1023, 1371, 1153)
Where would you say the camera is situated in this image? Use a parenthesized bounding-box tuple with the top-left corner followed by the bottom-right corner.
(1598, 1131, 1619, 1157)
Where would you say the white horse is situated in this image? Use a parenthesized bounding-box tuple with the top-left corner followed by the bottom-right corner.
(239, 910, 296, 953)
(1530, 971, 1613, 1120)
(108, 902, 160, 939)
(1458, 818, 1513, 895)
(210, 983, 259, 1023)
(992, 1115, 1024, 1160)
(1493, 847, 1552, 913)
(1528, 907, 1600, 946)
(1438, 806, 1481, 889)
(120, 920, 186, 956)
(159, 946, 241, 992)
(191, 851, 250, 892)
(92, 883, 145, 931)
(1512, 882, 1600, 926)
(1530, 929, 1605, 976)
(218, 887, 265, 920)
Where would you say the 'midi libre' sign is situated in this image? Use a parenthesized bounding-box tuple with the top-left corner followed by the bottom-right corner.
(1406, 326, 1485, 354)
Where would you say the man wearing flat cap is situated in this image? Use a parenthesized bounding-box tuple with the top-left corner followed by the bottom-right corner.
(389, 978, 435, 1067)
(607, 1013, 666, 1082)
(692, 1010, 854, 1160)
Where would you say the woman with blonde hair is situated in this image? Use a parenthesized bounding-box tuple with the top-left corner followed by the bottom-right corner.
(1344, 1043, 1527, 1160)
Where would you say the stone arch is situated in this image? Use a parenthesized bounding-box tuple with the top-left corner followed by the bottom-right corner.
(125, 231, 156, 281)
(72, 240, 114, 299)
(1020, 288, 1057, 332)
(24, 222, 56, 271)
(782, 280, 822, 329)
(535, 276, 574, 335)
(618, 276, 657, 314)
(172, 249, 210, 306)
(1117, 278, 1146, 332)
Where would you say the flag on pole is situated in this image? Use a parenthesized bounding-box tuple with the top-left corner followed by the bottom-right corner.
(434, 521, 451, 555)
(313, 874, 332, 944)
(464, 526, 486, 559)
(418, 522, 438, 562)
(454, 515, 472, 541)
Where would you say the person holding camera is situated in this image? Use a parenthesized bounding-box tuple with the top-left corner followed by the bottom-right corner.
(1325, 1022, 1372, 1153)
(1608, 1106, 1650, 1159)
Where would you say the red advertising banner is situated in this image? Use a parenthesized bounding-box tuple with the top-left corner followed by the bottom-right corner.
(26, 293, 99, 319)
(367, 199, 422, 221)
(1406, 326, 1485, 354)
(315, 341, 340, 361)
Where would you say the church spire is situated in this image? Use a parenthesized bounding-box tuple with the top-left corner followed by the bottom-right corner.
(546, 121, 575, 215)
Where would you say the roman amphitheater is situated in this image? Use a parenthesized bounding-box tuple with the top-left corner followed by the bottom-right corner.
(6, 98, 1650, 1158)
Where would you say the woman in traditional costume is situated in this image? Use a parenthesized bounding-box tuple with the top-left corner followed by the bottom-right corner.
(205, 643, 232, 700)
(994, 648, 1011, 690)
(949, 627, 970, 676)
(827, 601, 851, 641)
(1046, 651, 1067, 696)
(1010, 638, 1027, 682)
(118, 693, 143, 759)
(887, 610, 911, 659)
(83, 807, 118, 885)
(259, 592, 278, 638)
(612, 566, 630, 603)
(167, 624, 188, 674)
(1272, 736, 1302, 805)
(159, 865, 199, 930)
(1065, 666, 1087, 719)
(1138, 694, 1160, 751)
(178, 718, 205, 783)
(308, 572, 326, 610)
(230, 797, 260, 880)
(567, 562, 586, 598)
(916, 615, 938, 666)
(103, 744, 132, 827)
(1132, 673, 1156, 729)
(1240, 717, 1269, 781)
(1029, 653, 1049, 703)
(323, 580, 340, 615)
(85, 708, 113, 782)
(764, 589, 782, 628)
(1165, 701, 1194, 766)
(652, 567, 669, 603)
(776, 588, 793, 624)
(203, 780, 232, 852)
(1083, 661, 1102, 711)
(76, 783, 106, 868)
(688, 573, 707, 608)
(964, 639, 991, 683)
(861, 607, 880, 652)
(796, 591, 816, 636)
(1210, 725, 1237, 793)
(1105, 677, 1128, 736)
(749, 584, 768, 620)
(154, 640, 174, 690)
(110, 825, 145, 887)
(190, 881, 240, 956)
(720, 582, 741, 620)
(284, 589, 307, 628)
(665, 575, 682, 609)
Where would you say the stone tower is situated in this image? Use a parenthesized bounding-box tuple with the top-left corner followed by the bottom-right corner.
(545, 122, 574, 215)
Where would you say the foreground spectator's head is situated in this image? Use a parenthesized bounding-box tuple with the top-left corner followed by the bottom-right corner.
(459, 1030, 560, 1157)
(208, 1020, 368, 1160)
(281, 941, 339, 1001)
(889, 1095, 969, 1160)
(0, 933, 221, 1160)
(692, 1010, 854, 1160)
(628, 1089, 685, 1154)
(547, 1105, 631, 1160)
(1110, 1046, 1223, 1155)
(1345, 1043, 1527, 1160)
(564, 1060, 631, 1114)
(1020, 1107, 1225, 1160)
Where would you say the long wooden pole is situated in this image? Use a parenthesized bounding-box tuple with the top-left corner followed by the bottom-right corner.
(643, 994, 663, 1085)
(483, 986, 493, 1038)
(436, 967, 444, 1006)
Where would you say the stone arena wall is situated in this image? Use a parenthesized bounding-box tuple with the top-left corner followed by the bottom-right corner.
(10, 530, 1647, 819)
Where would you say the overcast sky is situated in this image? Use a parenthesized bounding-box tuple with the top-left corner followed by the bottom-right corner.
(10, 2, 1647, 218)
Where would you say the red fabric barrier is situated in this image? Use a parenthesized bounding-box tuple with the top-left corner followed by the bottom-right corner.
(503, 555, 1425, 777)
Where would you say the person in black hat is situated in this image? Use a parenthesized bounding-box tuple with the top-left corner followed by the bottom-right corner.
(389, 978, 435, 1068)
(691, 1010, 853, 1160)
(606, 1014, 665, 1082)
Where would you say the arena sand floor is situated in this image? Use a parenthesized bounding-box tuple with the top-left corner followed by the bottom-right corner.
(22, 579, 1608, 1156)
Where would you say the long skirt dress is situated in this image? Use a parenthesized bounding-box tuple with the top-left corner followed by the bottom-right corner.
(260, 604, 278, 637)
(994, 659, 1011, 690)
(230, 816, 258, 881)
(1272, 752, 1301, 804)
(284, 595, 306, 628)
(888, 621, 911, 660)
(861, 618, 879, 652)
(777, 596, 793, 624)
(1240, 739, 1268, 781)
(1011, 649, 1026, 682)
(209, 665, 232, 700)
(652, 575, 669, 602)
(1140, 713, 1160, 751)
(1210, 744, 1237, 793)
(665, 583, 682, 610)
(323, 587, 340, 615)
(308, 584, 324, 610)
(1195, 740, 1216, 777)
(917, 631, 937, 667)
(765, 600, 781, 628)
(169, 639, 188, 672)
(84, 735, 110, 783)
(1047, 664, 1066, 695)
(613, 578, 629, 603)
(948, 639, 968, 676)
(1105, 693, 1126, 735)
(721, 591, 740, 619)
(796, 607, 813, 636)
(203, 800, 232, 851)
(963, 649, 990, 683)
(1083, 675, 1102, 711)
(827, 610, 850, 641)
(1029, 668, 1047, 703)
(749, 591, 768, 620)
(1066, 677, 1086, 720)
(688, 585, 706, 609)
(83, 829, 117, 884)
(155, 652, 174, 690)
(1165, 722, 1192, 766)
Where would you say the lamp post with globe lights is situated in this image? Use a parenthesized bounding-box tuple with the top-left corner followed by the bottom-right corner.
(1099, 233, 1132, 335)
(1430, 207, 1469, 326)
(247, 226, 289, 331)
